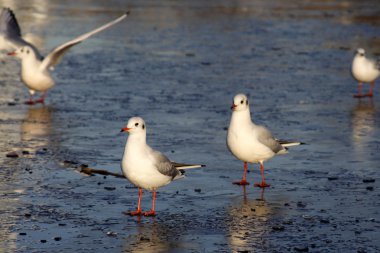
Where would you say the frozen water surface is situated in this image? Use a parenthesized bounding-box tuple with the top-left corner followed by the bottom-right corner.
(0, 0, 380, 252)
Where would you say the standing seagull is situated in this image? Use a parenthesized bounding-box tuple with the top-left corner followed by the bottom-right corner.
(227, 94, 302, 188)
(121, 117, 204, 217)
(351, 48, 380, 98)
(2, 7, 128, 104)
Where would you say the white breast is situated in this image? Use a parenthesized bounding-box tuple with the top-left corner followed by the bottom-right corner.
(121, 146, 172, 191)
(21, 59, 55, 92)
(227, 124, 275, 164)
(352, 57, 380, 83)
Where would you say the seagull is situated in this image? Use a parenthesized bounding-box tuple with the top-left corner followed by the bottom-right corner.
(120, 117, 204, 217)
(227, 93, 303, 188)
(351, 48, 380, 98)
(2, 7, 128, 104)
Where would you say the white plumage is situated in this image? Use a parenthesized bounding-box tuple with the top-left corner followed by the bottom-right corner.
(351, 48, 380, 98)
(1, 7, 128, 104)
(121, 117, 204, 217)
(227, 94, 302, 187)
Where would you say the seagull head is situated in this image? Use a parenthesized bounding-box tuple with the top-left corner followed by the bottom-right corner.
(356, 48, 365, 57)
(121, 117, 146, 134)
(7, 46, 36, 60)
(231, 93, 249, 111)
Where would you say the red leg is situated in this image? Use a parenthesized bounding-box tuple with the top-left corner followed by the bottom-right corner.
(123, 188, 143, 216)
(354, 82, 363, 98)
(254, 162, 270, 188)
(233, 162, 250, 185)
(25, 94, 35, 105)
(367, 81, 374, 97)
(144, 190, 156, 217)
(35, 91, 47, 104)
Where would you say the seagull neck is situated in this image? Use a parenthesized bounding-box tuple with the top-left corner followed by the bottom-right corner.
(230, 109, 253, 127)
(21, 56, 40, 71)
(126, 134, 147, 151)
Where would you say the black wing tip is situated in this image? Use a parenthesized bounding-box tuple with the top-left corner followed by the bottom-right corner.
(2, 7, 15, 16)
(200, 164, 206, 167)
(299, 142, 306, 145)
(125, 10, 131, 15)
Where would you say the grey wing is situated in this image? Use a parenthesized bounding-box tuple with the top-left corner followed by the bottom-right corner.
(0, 8, 21, 39)
(256, 125, 284, 153)
(40, 12, 128, 70)
(149, 148, 181, 179)
(0, 8, 42, 56)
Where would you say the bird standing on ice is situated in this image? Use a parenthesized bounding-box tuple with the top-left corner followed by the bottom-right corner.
(2, 7, 128, 104)
(227, 93, 302, 188)
(351, 48, 380, 98)
(120, 117, 204, 217)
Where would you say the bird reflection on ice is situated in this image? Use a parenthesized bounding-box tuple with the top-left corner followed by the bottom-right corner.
(21, 105, 52, 151)
(122, 220, 195, 253)
(227, 188, 276, 252)
(351, 98, 376, 158)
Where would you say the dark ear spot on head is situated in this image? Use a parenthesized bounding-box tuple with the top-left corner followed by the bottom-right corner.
(246, 100, 248, 105)
(142, 124, 145, 130)
(20, 48, 23, 53)
(26, 49, 29, 54)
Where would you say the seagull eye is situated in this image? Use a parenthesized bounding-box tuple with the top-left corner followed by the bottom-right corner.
(26, 49, 29, 54)
(240, 100, 244, 104)
(135, 123, 139, 127)
(142, 124, 145, 129)
(20, 48, 23, 53)
(246, 100, 248, 105)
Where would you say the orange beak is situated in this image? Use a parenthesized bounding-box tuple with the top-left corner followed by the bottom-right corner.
(231, 103, 237, 110)
(7, 51, 16, 56)
(120, 127, 131, 132)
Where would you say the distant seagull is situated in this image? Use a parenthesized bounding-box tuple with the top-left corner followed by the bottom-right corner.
(227, 94, 303, 188)
(351, 48, 380, 98)
(121, 117, 204, 217)
(2, 7, 128, 104)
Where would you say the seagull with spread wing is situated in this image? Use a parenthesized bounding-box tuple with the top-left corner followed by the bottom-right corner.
(1, 7, 128, 104)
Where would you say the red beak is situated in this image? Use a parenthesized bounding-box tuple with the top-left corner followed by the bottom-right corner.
(231, 104, 237, 110)
(120, 127, 131, 132)
(7, 51, 16, 56)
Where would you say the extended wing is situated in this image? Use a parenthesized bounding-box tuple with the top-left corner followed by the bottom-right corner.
(0, 7, 41, 57)
(40, 12, 128, 70)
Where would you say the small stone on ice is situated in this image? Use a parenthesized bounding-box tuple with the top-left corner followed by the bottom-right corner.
(272, 225, 285, 231)
(294, 246, 309, 252)
(6, 152, 19, 158)
(106, 231, 117, 237)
